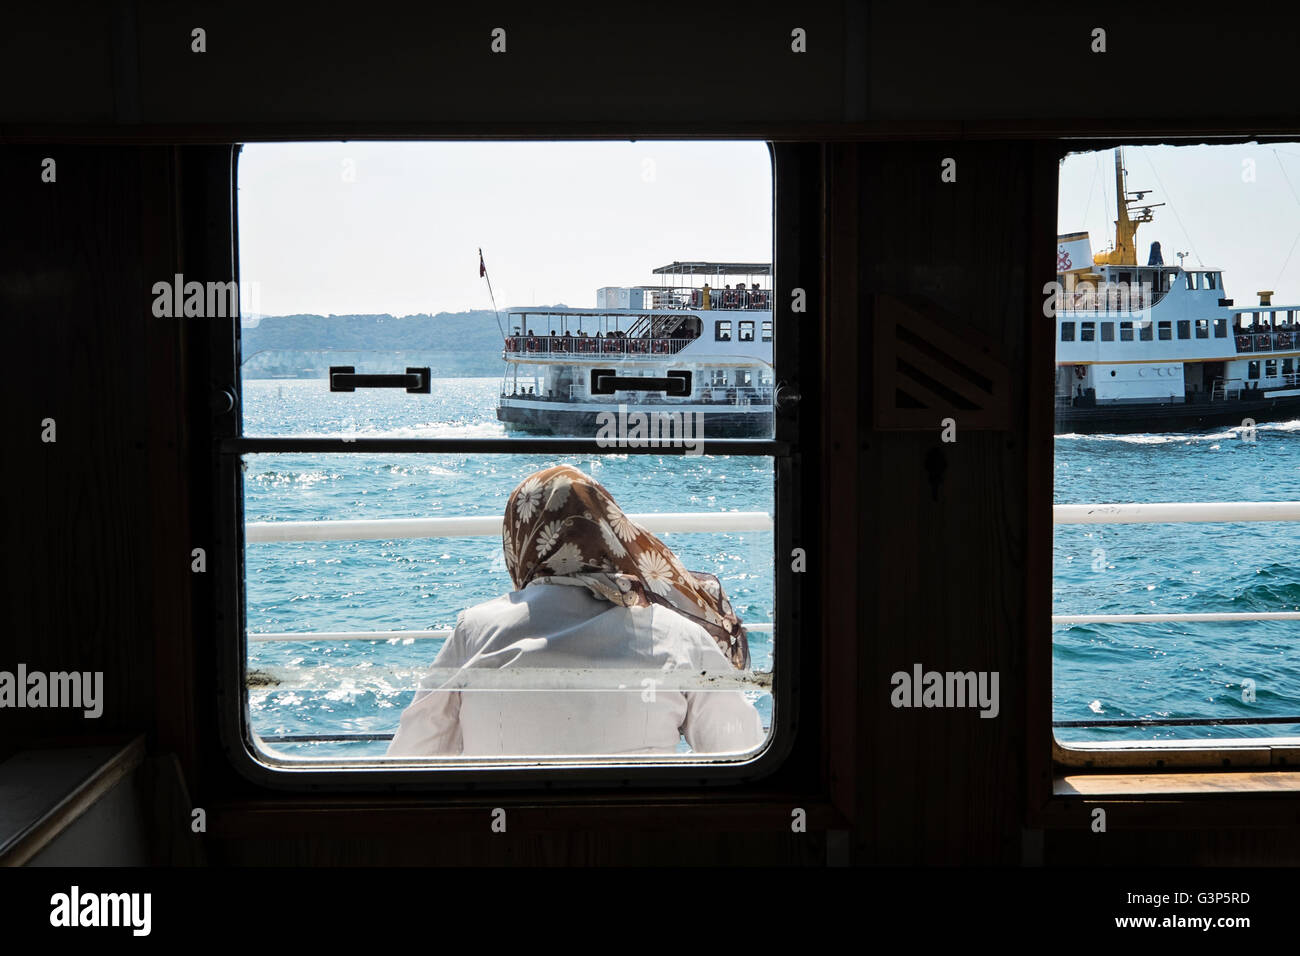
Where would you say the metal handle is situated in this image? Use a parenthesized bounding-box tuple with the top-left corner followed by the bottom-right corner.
(329, 366, 431, 394)
(590, 369, 691, 396)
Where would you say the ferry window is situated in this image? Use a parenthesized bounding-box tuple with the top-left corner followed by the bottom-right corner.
(1139, 320, 1153, 341)
(739, 321, 755, 341)
(1080, 321, 1095, 342)
(1060, 321, 1075, 342)
(1284, 358, 1295, 375)
(761, 320, 772, 342)
(1055, 141, 1300, 774)
(230, 141, 783, 778)
(1119, 321, 1134, 341)
(1100, 322, 1115, 342)
(715, 320, 732, 341)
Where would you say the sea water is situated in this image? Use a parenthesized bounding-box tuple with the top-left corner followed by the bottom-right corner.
(242, 378, 1300, 755)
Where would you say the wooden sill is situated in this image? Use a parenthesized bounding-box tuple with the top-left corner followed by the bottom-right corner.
(1055, 769, 1300, 796)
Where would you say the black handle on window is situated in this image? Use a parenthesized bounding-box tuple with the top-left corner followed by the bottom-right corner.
(329, 366, 431, 394)
(590, 369, 691, 396)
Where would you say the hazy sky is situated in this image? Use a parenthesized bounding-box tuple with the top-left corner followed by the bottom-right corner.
(237, 141, 773, 317)
(237, 140, 1299, 318)
(1058, 142, 1300, 304)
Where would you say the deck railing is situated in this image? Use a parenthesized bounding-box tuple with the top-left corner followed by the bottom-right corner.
(245, 503, 1300, 742)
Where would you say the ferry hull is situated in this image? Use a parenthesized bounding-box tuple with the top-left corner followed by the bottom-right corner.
(1055, 394, 1300, 434)
(497, 404, 774, 438)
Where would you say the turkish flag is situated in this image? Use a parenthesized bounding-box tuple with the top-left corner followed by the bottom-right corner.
(479, 251, 486, 277)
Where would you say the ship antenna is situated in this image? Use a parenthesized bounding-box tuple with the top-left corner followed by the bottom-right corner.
(478, 248, 507, 342)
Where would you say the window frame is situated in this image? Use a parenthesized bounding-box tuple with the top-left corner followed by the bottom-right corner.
(1039, 138, 1300, 796)
(212, 142, 811, 792)
(715, 320, 733, 341)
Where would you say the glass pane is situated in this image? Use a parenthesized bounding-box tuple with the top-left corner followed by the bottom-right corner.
(243, 452, 776, 762)
(1054, 142, 1300, 746)
(237, 142, 775, 441)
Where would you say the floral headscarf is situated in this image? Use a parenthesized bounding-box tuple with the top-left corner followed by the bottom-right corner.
(503, 465, 750, 670)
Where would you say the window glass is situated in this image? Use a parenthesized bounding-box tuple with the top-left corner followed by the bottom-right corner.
(1100, 322, 1114, 342)
(236, 141, 778, 767)
(1119, 321, 1133, 341)
(1081, 321, 1095, 342)
(1061, 321, 1075, 342)
(761, 320, 772, 342)
(1055, 142, 1300, 757)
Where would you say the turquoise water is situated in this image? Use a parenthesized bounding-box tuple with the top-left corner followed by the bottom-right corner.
(243, 378, 774, 757)
(241, 377, 1300, 755)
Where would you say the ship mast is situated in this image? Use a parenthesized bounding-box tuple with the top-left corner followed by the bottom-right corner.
(1092, 147, 1162, 267)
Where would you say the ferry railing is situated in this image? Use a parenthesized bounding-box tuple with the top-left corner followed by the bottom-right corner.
(243, 503, 1300, 742)
(503, 335, 694, 358)
(1053, 500, 1300, 731)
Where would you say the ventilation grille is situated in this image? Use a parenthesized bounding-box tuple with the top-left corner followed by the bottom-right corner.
(872, 293, 1012, 429)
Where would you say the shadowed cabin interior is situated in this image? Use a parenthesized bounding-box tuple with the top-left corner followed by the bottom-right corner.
(2, 1, 1299, 874)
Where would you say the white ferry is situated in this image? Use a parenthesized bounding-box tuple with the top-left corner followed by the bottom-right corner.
(496, 261, 774, 437)
(1054, 148, 1300, 433)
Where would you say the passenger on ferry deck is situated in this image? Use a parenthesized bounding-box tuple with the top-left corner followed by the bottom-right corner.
(387, 465, 765, 757)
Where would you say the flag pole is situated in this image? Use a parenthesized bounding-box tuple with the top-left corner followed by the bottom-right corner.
(479, 248, 507, 341)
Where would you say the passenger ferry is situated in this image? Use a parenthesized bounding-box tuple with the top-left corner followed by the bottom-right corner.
(496, 261, 774, 437)
(1054, 148, 1300, 433)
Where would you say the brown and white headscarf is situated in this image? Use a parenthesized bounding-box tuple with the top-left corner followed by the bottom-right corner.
(503, 465, 750, 670)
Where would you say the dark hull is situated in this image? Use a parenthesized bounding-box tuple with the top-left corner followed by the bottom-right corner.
(498, 404, 773, 438)
(1055, 394, 1300, 434)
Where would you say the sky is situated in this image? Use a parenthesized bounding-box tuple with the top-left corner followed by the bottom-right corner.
(236, 141, 773, 318)
(236, 140, 1300, 319)
(1058, 142, 1300, 305)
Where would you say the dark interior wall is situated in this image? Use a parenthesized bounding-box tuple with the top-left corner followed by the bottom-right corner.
(2, 1, 1298, 866)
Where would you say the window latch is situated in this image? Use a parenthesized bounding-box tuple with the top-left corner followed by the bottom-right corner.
(590, 369, 691, 396)
(329, 366, 431, 394)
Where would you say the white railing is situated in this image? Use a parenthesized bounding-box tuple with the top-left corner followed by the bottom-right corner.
(246, 511, 773, 543)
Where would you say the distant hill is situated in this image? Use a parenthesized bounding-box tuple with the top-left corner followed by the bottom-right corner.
(240, 308, 569, 377)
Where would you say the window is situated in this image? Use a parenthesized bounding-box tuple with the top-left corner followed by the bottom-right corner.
(1119, 321, 1134, 341)
(735, 369, 753, 387)
(1054, 142, 1300, 778)
(1265, 359, 1277, 378)
(1100, 322, 1115, 342)
(1081, 321, 1095, 342)
(224, 141, 794, 785)
(1139, 321, 1154, 341)
(761, 320, 772, 342)
(738, 320, 755, 341)
(1284, 358, 1295, 375)
(715, 320, 733, 341)
(1060, 321, 1075, 342)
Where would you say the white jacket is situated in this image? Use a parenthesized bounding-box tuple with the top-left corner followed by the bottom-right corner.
(387, 580, 766, 756)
